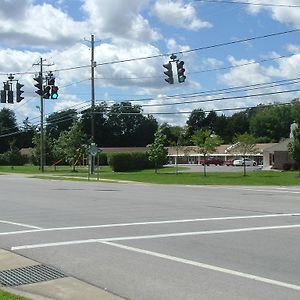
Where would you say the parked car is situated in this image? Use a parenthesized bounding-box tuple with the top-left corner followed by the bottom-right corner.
(233, 158, 257, 166)
(199, 158, 224, 166)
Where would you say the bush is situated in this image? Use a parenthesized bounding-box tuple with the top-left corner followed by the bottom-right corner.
(0, 151, 26, 166)
(282, 162, 292, 171)
(98, 152, 108, 166)
(292, 162, 299, 171)
(108, 152, 153, 172)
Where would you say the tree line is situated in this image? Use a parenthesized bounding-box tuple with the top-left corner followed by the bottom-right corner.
(1, 99, 300, 166)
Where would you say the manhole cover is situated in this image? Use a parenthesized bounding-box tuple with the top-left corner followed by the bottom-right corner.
(0, 264, 65, 287)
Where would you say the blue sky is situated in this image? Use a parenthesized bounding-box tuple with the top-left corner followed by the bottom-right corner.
(1, 0, 300, 127)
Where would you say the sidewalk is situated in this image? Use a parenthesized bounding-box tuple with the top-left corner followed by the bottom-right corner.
(0, 249, 123, 300)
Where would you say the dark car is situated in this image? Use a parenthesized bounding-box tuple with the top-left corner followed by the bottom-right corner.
(199, 158, 224, 166)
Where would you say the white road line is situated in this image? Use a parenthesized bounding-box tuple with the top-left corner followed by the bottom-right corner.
(0, 220, 42, 229)
(102, 241, 300, 292)
(217, 187, 300, 194)
(1, 212, 299, 236)
(3, 212, 300, 236)
(11, 224, 300, 250)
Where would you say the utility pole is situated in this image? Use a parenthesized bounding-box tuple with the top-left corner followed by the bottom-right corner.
(91, 34, 96, 142)
(33, 58, 53, 172)
(85, 34, 98, 174)
(39, 58, 44, 173)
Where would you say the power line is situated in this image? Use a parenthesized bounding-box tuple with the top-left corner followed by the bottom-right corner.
(134, 88, 300, 108)
(196, 0, 300, 8)
(93, 51, 300, 81)
(1, 28, 299, 77)
(0, 100, 296, 139)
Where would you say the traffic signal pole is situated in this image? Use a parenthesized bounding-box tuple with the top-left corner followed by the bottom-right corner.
(33, 58, 53, 172)
(91, 34, 96, 142)
(39, 58, 45, 173)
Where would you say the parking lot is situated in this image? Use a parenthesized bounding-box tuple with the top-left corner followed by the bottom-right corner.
(0, 174, 300, 299)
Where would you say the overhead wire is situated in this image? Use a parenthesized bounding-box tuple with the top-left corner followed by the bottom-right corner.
(1, 28, 299, 77)
(0, 100, 296, 139)
(3, 74, 300, 134)
(195, 0, 300, 8)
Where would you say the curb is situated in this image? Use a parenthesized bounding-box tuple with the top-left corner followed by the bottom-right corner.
(0, 249, 123, 300)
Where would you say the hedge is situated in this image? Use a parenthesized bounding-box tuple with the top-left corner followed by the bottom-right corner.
(108, 152, 153, 172)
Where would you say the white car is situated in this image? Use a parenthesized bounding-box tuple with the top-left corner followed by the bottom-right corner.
(233, 158, 257, 166)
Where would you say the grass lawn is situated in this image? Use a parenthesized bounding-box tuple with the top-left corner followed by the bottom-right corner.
(0, 289, 31, 300)
(1, 165, 299, 185)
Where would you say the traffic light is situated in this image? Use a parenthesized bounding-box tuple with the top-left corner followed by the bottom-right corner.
(7, 90, 13, 103)
(163, 62, 174, 84)
(16, 82, 24, 102)
(0, 90, 5, 103)
(1, 82, 10, 103)
(177, 61, 186, 83)
(51, 86, 59, 99)
(48, 77, 55, 86)
(44, 86, 51, 99)
(34, 74, 43, 96)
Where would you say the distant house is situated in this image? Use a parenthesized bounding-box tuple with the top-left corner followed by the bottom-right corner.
(263, 122, 298, 170)
(167, 144, 274, 165)
(263, 139, 296, 170)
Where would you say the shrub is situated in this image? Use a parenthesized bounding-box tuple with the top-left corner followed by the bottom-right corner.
(292, 162, 299, 171)
(108, 152, 152, 172)
(0, 151, 26, 166)
(282, 162, 292, 171)
(98, 152, 108, 165)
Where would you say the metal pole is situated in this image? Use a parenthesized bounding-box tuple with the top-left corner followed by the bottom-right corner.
(90, 34, 96, 174)
(40, 58, 44, 173)
(91, 34, 95, 142)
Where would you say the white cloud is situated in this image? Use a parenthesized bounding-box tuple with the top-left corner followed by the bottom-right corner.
(152, 0, 212, 30)
(82, 0, 161, 43)
(0, 0, 87, 49)
(221, 56, 270, 86)
(245, 0, 300, 28)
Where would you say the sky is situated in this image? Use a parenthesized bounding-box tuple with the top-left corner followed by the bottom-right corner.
(1, 0, 300, 128)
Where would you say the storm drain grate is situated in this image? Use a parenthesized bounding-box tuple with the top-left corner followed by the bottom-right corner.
(0, 264, 66, 287)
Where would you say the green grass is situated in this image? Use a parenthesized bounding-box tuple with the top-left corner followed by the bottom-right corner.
(1, 165, 299, 185)
(0, 290, 31, 300)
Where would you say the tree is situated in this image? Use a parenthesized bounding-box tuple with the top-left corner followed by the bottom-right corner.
(192, 129, 223, 176)
(289, 126, 300, 176)
(160, 123, 186, 146)
(147, 127, 168, 174)
(203, 111, 218, 132)
(249, 104, 292, 142)
(186, 109, 206, 139)
(231, 133, 257, 176)
(17, 117, 36, 149)
(80, 102, 108, 146)
(46, 109, 77, 140)
(106, 102, 157, 147)
(0, 108, 18, 153)
(53, 122, 85, 171)
(226, 111, 250, 142)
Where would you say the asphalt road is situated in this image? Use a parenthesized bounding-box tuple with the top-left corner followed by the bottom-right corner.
(0, 174, 300, 300)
